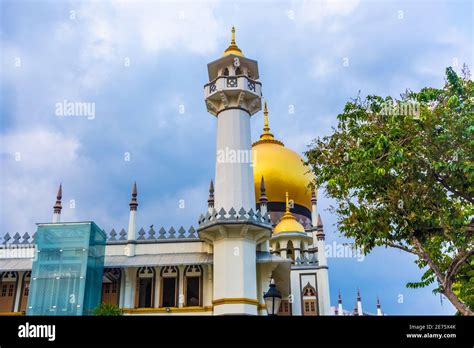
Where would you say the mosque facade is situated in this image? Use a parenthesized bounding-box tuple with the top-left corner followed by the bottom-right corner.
(0, 28, 382, 316)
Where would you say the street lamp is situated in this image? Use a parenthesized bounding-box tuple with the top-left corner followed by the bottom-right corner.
(263, 279, 282, 316)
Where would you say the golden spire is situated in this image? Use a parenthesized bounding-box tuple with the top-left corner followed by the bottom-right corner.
(285, 191, 290, 213)
(222, 26, 244, 57)
(252, 99, 284, 147)
(263, 99, 270, 133)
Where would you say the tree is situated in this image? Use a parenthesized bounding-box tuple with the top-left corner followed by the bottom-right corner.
(305, 66, 473, 315)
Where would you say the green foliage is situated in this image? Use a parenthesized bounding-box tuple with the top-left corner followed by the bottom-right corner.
(93, 303, 123, 316)
(306, 65, 473, 314)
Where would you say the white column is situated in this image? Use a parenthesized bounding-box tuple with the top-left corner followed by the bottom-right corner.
(122, 268, 135, 309)
(178, 266, 185, 308)
(357, 289, 363, 316)
(212, 236, 258, 315)
(52, 212, 60, 223)
(13, 272, 23, 312)
(214, 109, 256, 212)
(376, 298, 382, 316)
(317, 236, 331, 315)
(294, 240, 301, 260)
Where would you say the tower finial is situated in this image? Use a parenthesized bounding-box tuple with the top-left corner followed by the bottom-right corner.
(259, 176, 268, 204)
(53, 183, 62, 214)
(285, 191, 290, 213)
(129, 181, 138, 211)
(231, 26, 236, 45)
(263, 98, 270, 133)
(208, 179, 215, 208)
(222, 26, 244, 57)
(252, 99, 284, 147)
(338, 289, 342, 303)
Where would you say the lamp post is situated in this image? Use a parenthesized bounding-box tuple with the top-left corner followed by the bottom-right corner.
(263, 279, 282, 316)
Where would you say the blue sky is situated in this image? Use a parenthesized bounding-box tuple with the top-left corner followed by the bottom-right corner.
(1, 0, 472, 314)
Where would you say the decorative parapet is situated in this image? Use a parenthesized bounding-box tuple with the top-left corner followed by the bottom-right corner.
(107, 226, 199, 243)
(2, 227, 200, 246)
(1, 232, 35, 245)
(293, 254, 319, 267)
(198, 207, 271, 230)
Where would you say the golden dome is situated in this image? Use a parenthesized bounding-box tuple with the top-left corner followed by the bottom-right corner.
(222, 26, 244, 57)
(252, 101, 315, 213)
(273, 192, 306, 234)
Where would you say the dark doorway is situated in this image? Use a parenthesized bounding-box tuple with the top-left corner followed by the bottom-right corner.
(162, 278, 176, 307)
(138, 278, 153, 308)
(186, 276, 200, 306)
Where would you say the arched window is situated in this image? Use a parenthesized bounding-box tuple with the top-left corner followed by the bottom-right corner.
(235, 67, 242, 75)
(184, 265, 202, 307)
(287, 240, 295, 261)
(102, 268, 121, 306)
(135, 267, 155, 308)
(247, 69, 253, 79)
(160, 266, 178, 308)
(274, 242, 280, 255)
(0, 271, 18, 312)
(223, 67, 229, 76)
(19, 271, 31, 312)
(302, 282, 318, 316)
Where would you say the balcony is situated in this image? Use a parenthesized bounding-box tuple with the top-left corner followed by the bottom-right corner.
(204, 75, 262, 100)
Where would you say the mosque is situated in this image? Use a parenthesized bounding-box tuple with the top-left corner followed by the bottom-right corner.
(0, 28, 383, 316)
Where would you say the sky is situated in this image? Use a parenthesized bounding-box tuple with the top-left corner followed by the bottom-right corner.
(1, 0, 472, 315)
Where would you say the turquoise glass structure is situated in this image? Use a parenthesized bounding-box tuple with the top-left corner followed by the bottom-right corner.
(27, 222, 106, 316)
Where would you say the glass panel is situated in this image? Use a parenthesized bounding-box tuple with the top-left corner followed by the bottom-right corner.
(27, 222, 106, 316)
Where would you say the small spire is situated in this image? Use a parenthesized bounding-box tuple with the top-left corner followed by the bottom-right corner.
(53, 183, 62, 214)
(129, 182, 138, 211)
(357, 288, 361, 301)
(338, 289, 342, 304)
(208, 180, 215, 208)
(285, 191, 290, 213)
(316, 214, 323, 228)
(259, 176, 268, 204)
(377, 296, 381, 308)
(311, 188, 317, 204)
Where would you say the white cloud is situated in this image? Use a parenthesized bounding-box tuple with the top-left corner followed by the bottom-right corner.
(0, 129, 85, 233)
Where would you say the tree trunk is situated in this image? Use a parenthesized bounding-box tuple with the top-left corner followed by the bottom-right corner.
(412, 237, 473, 316)
(442, 285, 473, 316)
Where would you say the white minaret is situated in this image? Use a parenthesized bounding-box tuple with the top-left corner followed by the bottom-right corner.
(376, 296, 383, 316)
(125, 182, 138, 257)
(199, 27, 271, 315)
(314, 212, 331, 315)
(205, 27, 262, 212)
(52, 183, 62, 223)
(357, 288, 363, 316)
(338, 289, 343, 316)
